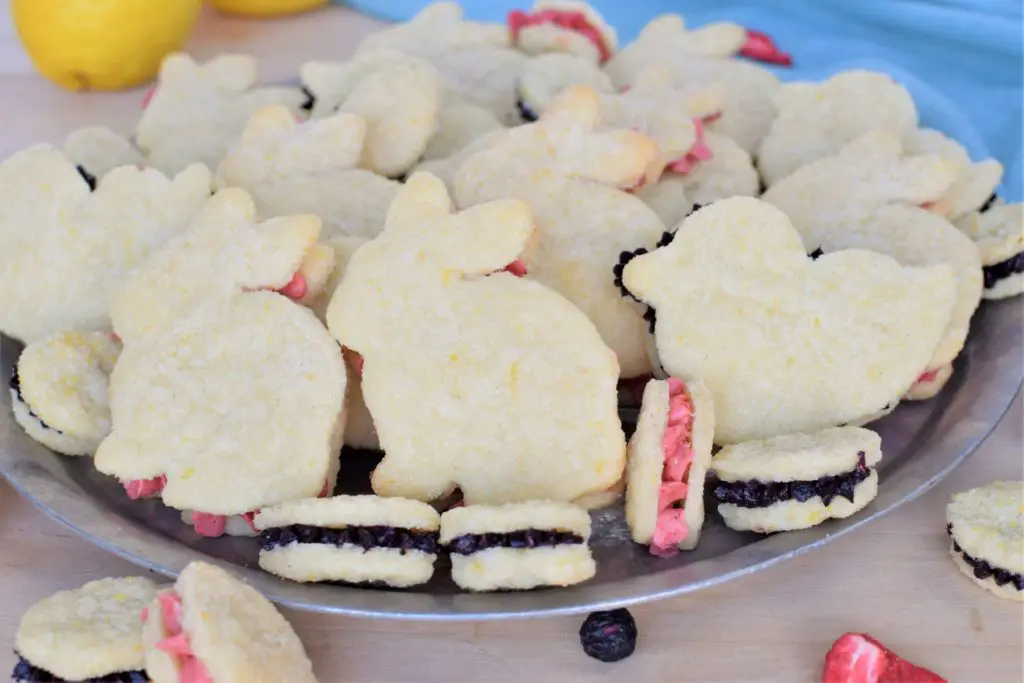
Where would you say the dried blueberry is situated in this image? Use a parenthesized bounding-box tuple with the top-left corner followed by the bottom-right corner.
(516, 98, 538, 123)
(808, 246, 825, 260)
(579, 608, 638, 663)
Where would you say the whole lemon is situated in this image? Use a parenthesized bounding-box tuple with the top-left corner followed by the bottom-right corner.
(12, 0, 203, 91)
(210, 0, 329, 18)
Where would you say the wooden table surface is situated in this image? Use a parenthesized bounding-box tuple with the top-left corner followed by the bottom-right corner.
(0, 5, 1022, 682)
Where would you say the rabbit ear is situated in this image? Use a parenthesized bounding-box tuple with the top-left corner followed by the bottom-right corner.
(838, 130, 904, 166)
(207, 54, 259, 93)
(565, 129, 662, 189)
(543, 85, 603, 128)
(888, 154, 959, 206)
(438, 199, 535, 276)
(385, 172, 454, 232)
(632, 65, 674, 89)
(159, 52, 200, 83)
(639, 14, 686, 42)
(288, 112, 368, 172)
(680, 22, 747, 57)
(240, 105, 297, 146)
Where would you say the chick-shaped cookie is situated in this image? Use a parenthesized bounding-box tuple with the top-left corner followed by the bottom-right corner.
(602, 13, 791, 66)
(455, 85, 667, 379)
(62, 126, 144, 182)
(94, 188, 347, 526)
(0, 145, 212, 344)
(757, 70, 919, 187)
(135, 53, 305, 175)
(298, 50, 442, 177)
(217, 106, 399, 239)
(904, 127, 1005, 220)
(604, 17, 782, 154)
(509, 0, 618, 65)
(356, 2, 527, 125)
(801, 205, 982, 402)
(326, 172, 626, 506)
(11, 331, 121, 457)
(621, 197, 957, 444)
(956, 203, 1024, 300)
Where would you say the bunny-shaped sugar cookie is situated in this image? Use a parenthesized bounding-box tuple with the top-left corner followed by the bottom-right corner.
(757, 70, 919, 186)
(509, 1, 618, 65)
(217, 106, 399, 239)
(621, 198, 957, 443)
(604, 17, 782, 154)
(0, 146, 212, 343)
(355, 3, 527, 125)
(455, 85, 668, 378)
(135, 53, 305, 175)
(326, 173, 625, 506)
(95, 189, 347, 533)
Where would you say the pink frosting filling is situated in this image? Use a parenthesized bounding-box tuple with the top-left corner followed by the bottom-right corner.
(666, 119, 714, 175)
(508, 9, 612, 63)
(142, 87, 156, 109)
(124, 475, 167, 500)
(650, 377, 695, 557)
(739, 29, 793, 66)
(142, 592, 214, 683)
(503, 259, 528, 277)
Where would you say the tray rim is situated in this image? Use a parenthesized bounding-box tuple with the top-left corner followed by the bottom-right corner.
(2, 299, 1021, 621)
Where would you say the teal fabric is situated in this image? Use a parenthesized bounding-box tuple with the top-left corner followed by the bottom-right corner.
(340, 0, 1023, 200)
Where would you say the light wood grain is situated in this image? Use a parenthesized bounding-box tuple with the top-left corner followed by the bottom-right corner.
(0, 5, 1022, 682)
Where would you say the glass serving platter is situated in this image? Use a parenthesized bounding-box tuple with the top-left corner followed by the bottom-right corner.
(1, 298, 1020, 621)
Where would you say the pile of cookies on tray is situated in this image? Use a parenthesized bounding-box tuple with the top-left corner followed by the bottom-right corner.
(2, 0, 1023, 668)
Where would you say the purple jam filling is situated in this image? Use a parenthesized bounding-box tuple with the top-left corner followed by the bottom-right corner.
(712, 451, 871, 508)
(260, 524, 438, 555)
(946, 523, 1024, 590)
(982, 251, 1024, 290)
(8, 372, 62, 434)
(516, 98, 539, 123)
(75, 165, 97, 192)
(12, 656, 147, 683)
(446, 529, 584, 555)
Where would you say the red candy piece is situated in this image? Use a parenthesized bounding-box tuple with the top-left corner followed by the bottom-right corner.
(192, 512, 227, 538)
(740, 29, 793, 66)
(823, 633, 946, 683)
(503, 259, 528, 277)
(124, 475, 167, 500)
(508, 9, 612, 63)
(241, 511, 258, 533)
(277, 272, 308, 300)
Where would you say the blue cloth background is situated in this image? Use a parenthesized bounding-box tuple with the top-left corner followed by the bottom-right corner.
(340, 0, 1023, 201)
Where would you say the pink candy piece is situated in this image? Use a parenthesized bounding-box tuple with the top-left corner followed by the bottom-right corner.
(192, 512, 227, 538)
(917, 368, 939, 383)
(142, 86, 157, 109)
(740, 29, 793, 66)
(277, 272, 308, 300)
(124, 475, 167, 500)
(158, 592, 183, 634)
(507, 9, 612, 63)
(503, 259, 528, 277)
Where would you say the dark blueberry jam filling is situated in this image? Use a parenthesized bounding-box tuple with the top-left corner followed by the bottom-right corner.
(390, 173, 408, 184)
(8, 372, 62, 434)
(808, 246, 825, 260)
(260, 524, 438, 555)
(979, 192, 999, 213)
(299, 86, 316, 113)
(713, 451, 871, 508)
(516, 98, 539, 123)
(76, 165, 97, 191)
(982, 251, 1024, 290)
(446, 528, 584, 555)
(946, 523, 1024, 590)
(12, 656, 147, 683)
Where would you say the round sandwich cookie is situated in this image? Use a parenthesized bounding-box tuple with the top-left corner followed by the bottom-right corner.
(955, 203, 1024, 300)
(710, 426, 882, 533)
(440, 501, 596, 592)
(625, 377, 715, 557)
(946, 481, 1024, 602)
(254, 495, 441, 588)
(142, 562, 317, 683)
(10, 331, 121, 457)
(14, 576, 158, 683)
